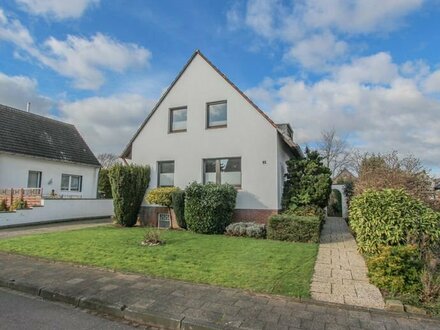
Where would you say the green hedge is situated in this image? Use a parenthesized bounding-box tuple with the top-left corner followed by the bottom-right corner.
(108, 164, 150, 227)
(267, 214, 321, 243)
(349, 189, 440, 255)
(171, 190, 186, 229)
(98, 168, 112, 198)
(185, 182, 237, 234)
(367, 245, 422, 295)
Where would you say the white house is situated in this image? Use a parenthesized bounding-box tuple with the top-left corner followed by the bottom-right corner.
(0, 104, 101, 201)
(121, 50, 302, 226)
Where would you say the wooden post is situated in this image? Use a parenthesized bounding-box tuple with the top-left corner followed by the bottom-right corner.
(10, 188, 13, 208)
(20, 188, 24, 201)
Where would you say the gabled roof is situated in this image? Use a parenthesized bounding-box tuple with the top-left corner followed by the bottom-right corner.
(0, 104, 100, 167)
(121, 50, 303, 159)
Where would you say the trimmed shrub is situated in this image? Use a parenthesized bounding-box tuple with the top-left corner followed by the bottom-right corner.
(0, 199, 8, 211)
(285, 205, 325, 222)
(171, 190, 186, 229)
(267, 214, 321, 243)
(225, 222, 266, 239)
(185, 182, 237, 234)
(98, 168, 112, 198)
(367, 245, 422, 295)
(146, 187, 180, 207)
(349, 189, 440, 255)
(108, 164, 150, 227)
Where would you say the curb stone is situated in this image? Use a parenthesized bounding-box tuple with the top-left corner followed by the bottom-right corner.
(0, 278, 228, 330)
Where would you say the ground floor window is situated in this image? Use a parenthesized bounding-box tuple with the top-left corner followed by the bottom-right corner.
(27, 171, 42, 188)
(158, 161, 175, 187)
(203, 157, 241, 188)
(61, 174, 82, 192)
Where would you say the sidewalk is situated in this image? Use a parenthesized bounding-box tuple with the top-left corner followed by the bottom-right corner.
(311, 217, 384, 309)
(0, 253, 438, 330)
(0, 218, 111, 239)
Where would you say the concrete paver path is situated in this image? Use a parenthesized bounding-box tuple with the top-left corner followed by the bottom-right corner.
(1, 253, 437, 329)
(311, 217, 385, 309)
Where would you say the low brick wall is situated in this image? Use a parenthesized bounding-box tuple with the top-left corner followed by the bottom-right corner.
(232, 209, 279, 224)
(138, 206, 179, 228)
(138, 206, 278, 228)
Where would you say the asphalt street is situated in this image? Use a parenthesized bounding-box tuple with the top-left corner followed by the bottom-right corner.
(0, 287, 144, 330)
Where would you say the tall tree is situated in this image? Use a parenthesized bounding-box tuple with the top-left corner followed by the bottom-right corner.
(318, 128, 350, 177)
(97, 153, 119, 169)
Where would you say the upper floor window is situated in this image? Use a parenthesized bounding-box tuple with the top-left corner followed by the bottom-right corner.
(207, 101, 227, 128)
(27, 171, 42, 188)
(169, 107, 187, 133)
(158, 161, 174, 187)
(61, 174, 82, 192)
(203, 157, 241, 188)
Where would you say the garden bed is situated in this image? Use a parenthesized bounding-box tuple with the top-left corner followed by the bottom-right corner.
(0, 226, 318, 297)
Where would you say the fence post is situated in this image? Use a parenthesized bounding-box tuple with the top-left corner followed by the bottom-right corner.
(10, 188, 13, 207)
(20, 188, 24, 201)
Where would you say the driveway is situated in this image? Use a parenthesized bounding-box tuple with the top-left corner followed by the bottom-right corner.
(0, 218, 112, 239)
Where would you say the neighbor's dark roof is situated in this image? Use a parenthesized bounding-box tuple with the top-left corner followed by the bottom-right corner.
(121, 50, 303, 159)
(0, 104, 100, 167)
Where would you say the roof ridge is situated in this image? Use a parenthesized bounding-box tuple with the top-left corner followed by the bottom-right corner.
(0, 104, 74, 127)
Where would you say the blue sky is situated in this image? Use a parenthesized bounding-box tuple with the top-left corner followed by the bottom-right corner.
(0, 0, 439, 175)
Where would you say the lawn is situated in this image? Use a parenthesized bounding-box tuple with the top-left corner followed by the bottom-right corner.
(0, 226, 318, 297)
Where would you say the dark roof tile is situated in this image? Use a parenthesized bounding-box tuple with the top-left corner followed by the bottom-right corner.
(0, 104, 100, 167)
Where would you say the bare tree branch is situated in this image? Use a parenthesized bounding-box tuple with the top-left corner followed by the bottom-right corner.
(318, 128, 351, 177)
(97, 153, 119, 169)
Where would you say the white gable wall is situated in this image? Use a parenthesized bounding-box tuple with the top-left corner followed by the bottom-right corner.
(0, 153, 99, 198)
(131, 54, 280, 210)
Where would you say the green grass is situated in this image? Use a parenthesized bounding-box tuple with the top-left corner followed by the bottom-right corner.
(0, 226, 318, 297)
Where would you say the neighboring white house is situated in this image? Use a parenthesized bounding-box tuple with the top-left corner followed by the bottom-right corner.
(121, 50, 302, 226)
(0, 104, 101, 199)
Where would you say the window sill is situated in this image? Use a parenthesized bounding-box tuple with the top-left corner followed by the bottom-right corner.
(206, 125, 227, 129)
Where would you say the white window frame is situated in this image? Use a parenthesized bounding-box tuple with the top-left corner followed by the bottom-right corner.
(27, 170, 42, 188)
(157, 161, 175, 187)
(203, 157, 241, 188)
(61, 174, 82, 192)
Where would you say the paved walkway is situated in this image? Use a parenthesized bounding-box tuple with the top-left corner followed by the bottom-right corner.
(1, 253, 437, 330)
(311, 217, 385, 309)
(0, 218, 112, 239)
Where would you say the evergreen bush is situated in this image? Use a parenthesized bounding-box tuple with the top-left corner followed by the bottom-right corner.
(267, 214, 321, 243)
(349, 189, 440, 255)
(171, 190, 186, 229)
(185, 182, 237, 234)
(108, 164, 150, 227)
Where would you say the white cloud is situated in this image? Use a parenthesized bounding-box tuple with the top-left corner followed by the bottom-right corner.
(302, 0, 423, 34)
(286, 32, 348, 69)
(0, 72, 52, 114)
(246, 52, 440, 169)
(0, 9, 151, 90)
(335, 52, 398, 84)
(228, 0, 424, 71)
(38, 33, 151, 89)
(60, 94, 155, 154)
(424, 70, 440, 93)
(15, 0, 99, 20)
(0, 8, 33, 48)
(0, 70, 156, 155)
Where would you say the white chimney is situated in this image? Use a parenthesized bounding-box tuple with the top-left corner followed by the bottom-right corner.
(26, 102, 31, 112)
